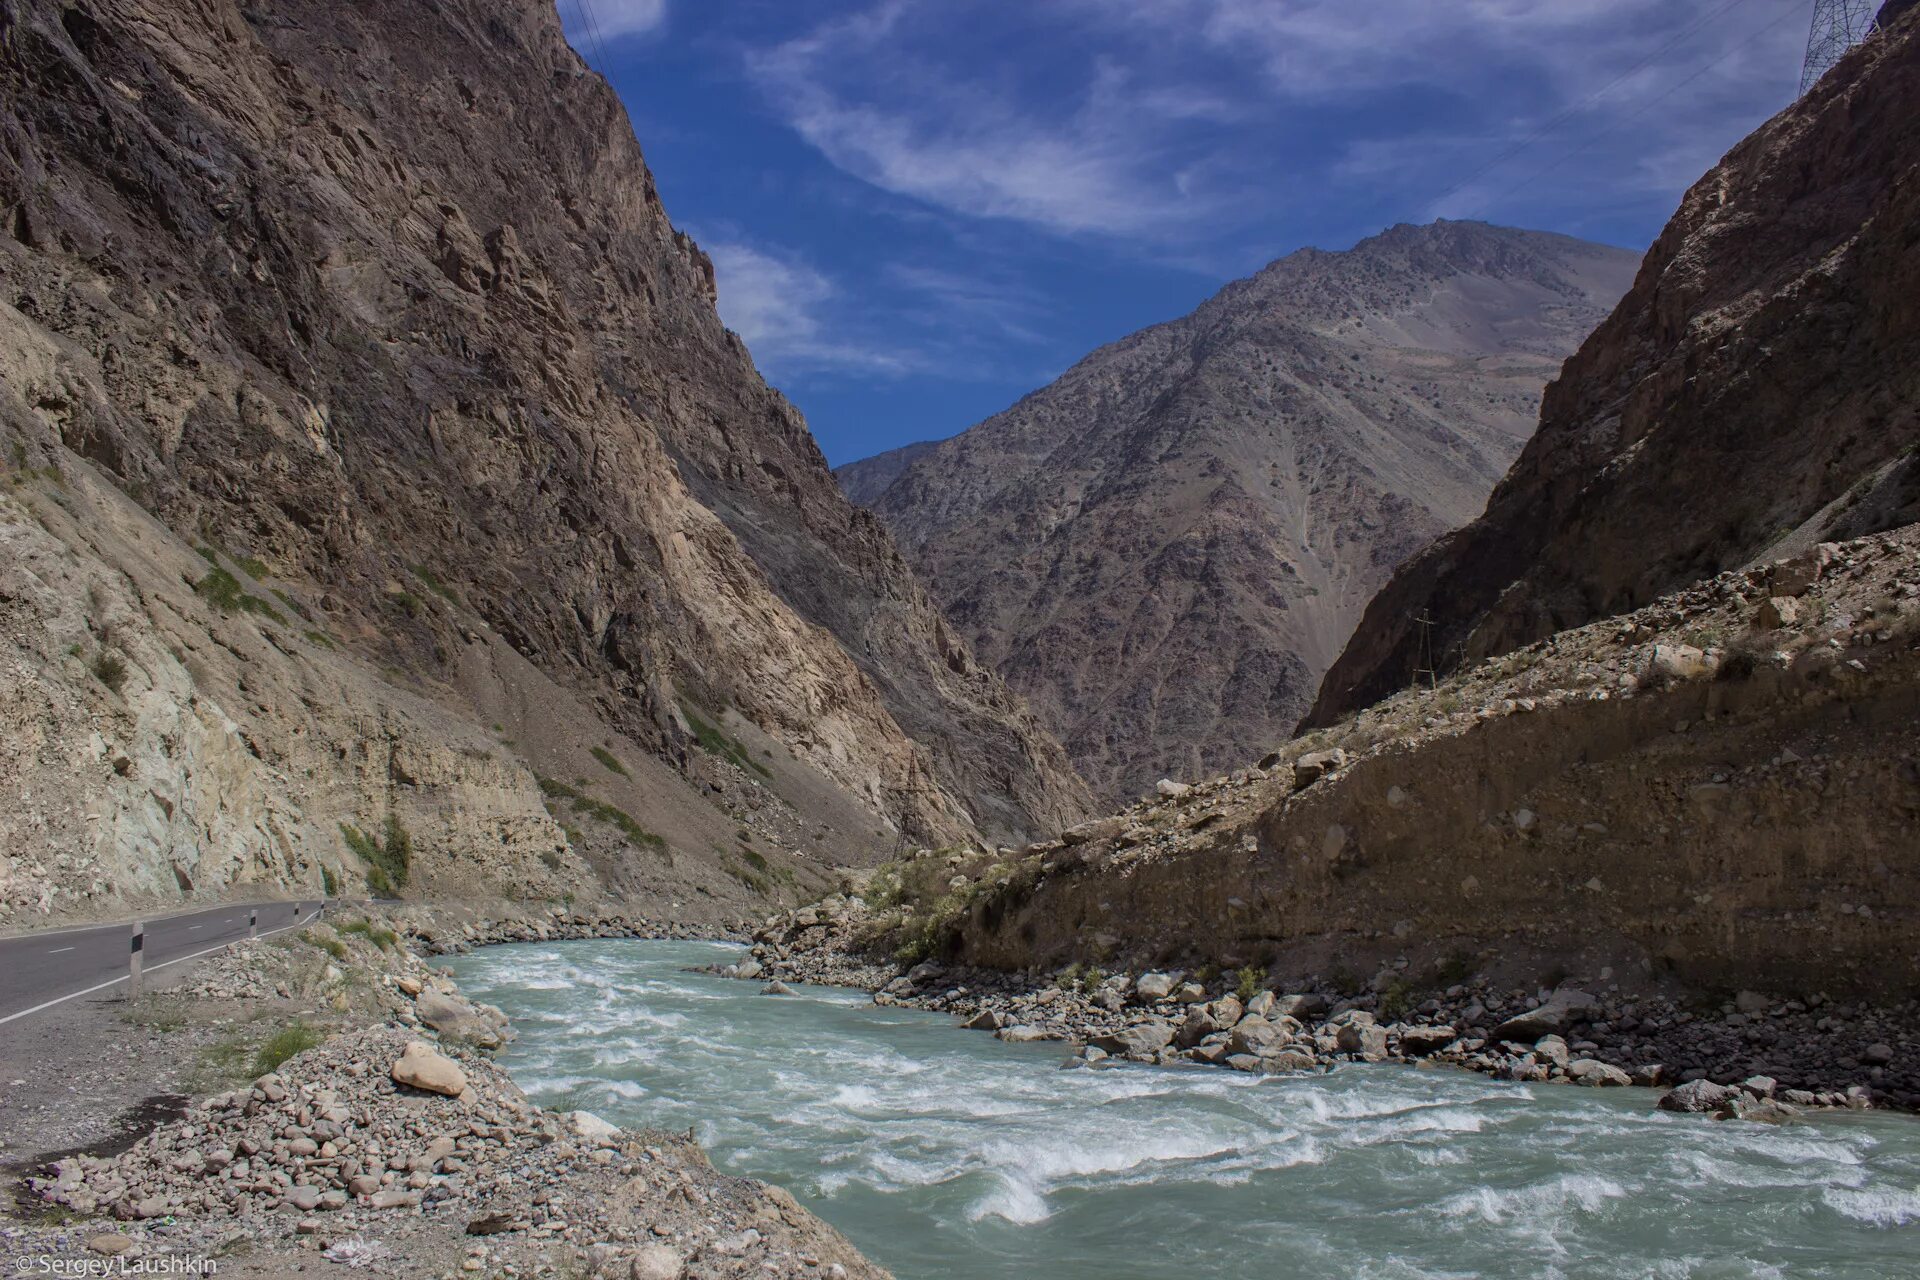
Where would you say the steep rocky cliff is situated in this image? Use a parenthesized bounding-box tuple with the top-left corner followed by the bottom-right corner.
(0, 0, 1087, 922)
(839, 223, 1636, 800)
(1310, 9, 1920, 726)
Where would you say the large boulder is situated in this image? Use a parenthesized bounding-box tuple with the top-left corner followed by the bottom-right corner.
(1398, 1025, 1458, 1056)
(391, 1041, 467, 1097)
(1134, 972, 1179, 1002)
(1566, 1059, 1631, 1087)
(1090, 1020, 1176, 1058)
(414, 989, 512, 1050)
(1488, 989, 1599, 1043)
(1227, 1016, 1287, 1057)
(1335, 1022, 1388, 1061)
(1657, 1079, 1734, 1114)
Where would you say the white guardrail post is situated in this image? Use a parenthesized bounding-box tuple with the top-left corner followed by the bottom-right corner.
(249, 908, 258, 939)
(128, 920, 144, 998)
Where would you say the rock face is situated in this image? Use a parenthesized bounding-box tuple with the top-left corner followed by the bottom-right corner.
(1309, 11, 1920, 726)
(838, 222, 1636, 802)
(0, 0, 1087, 920)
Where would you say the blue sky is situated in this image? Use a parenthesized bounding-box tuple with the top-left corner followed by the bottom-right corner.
(559, 0, 1813, 466)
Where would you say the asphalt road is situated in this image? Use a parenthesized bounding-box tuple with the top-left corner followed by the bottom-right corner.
(0, 899, 325, 1026)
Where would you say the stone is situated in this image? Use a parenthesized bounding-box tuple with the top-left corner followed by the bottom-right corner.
(1264, 1050, 1319, 1073)
(347, 1175, 381, 1197)
(1398, 1025, 1457, 1056)
(568, 1110, 621, 1142)
(1658, 1080, 1734, 1113)
(1567, 1059, 1631, 1087)
(995, 1025, 1051, 1043)
(1134, 972, 1178, 1001)
(962, 1009, 1005, 1031)
(1061, 816, 1127, 846)
(1227, 1017, 1287, 1057)
(1755, 596, 1803, 630)
(1243, 991, 1277, 1020)
(1272, 993, 1329, 1020)
(761, 981, 794, 996)
(1739, 1076, 1777, 1098)
(1155, 779, 1192, 799)
(134, 1196, 170, 1219)
(1488, 989, 1598, 1043)
(630, 1244, 685, 1280)
(371, 1188, 420, 1210)
(284, 1185, 322, 1212)
(1649, 643, 1713, 682)
(1533, 1035, 1571, 1069)
(86, 1234, 134, 1257)
(1090, 1020, 1176, 1058)
(1863, 1042, 1894, 1066)
(287, 1137, 319, 1157)
(395, 976, 424, 997)
(391, 1041, 467, 1097)
(1335, 1023, 1388, 1061)
(1291, 749, 1347, 790)
(414, 989, 508, 1049)
(1173, 982, 1208, 1004)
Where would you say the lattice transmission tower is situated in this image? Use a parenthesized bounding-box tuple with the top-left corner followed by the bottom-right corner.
(1800, 0, 1878, 94)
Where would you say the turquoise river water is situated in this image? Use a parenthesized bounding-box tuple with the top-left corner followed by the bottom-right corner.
(444, 940, 1920, 1279)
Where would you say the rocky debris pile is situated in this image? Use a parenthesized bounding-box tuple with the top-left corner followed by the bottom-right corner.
(26, 1022, 883, 1278)
(404, 907, 748, 957)
(745, 899, 1914, 1114)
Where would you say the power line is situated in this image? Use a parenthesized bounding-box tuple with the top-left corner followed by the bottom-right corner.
(1425, 0, 1766, 214)
(1478, 0, 1809, 209)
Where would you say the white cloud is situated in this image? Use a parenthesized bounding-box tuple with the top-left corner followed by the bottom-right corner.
(563, 0, 666, 45)
(748, 7, 1224, 238)
(706, 241, 912, 377)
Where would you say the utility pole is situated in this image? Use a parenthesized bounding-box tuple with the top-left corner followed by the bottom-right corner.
(1800, 0, 1878, 94)
(1413, 610, 1439, 693)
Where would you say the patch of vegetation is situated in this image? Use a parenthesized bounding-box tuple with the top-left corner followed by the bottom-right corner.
(1234, 965, 1267, 1003)
(537, 777, 667, 852)
(90, 648, 128, 693)
(679, 700, 773, 778)
(303, 628, 335, 649)
(590, 746, 629, 777)
(341, 815, 412, 896)
(540, 848, 565, 871)
(193, 553, 286, 624)
(1379, 977, 1416, 1021)
(1061, 962, 1104, 994)
(337, 919, 397, 951)
(302, 929, 348, 962)
(233, 554, 271, 580)
(251, 1021, 325, 1075)
(320, 865, 339, 898)
(1433, 952, 1474, 985)
(409, 564, 461, 604)
(388, 589, 423, 618)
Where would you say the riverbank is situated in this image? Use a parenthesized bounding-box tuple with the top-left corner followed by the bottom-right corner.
(2, 908, 884, 1280)
(740, 893, 1917, 1118)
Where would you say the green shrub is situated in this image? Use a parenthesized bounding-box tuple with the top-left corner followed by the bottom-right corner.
(320, 865, 339, 898)
(679, 701, 773, 778)
(536, 778, 665, 852)
(90, 649, 128, 693)
(194, 556, 286, 624)
(590, 746, 629, 777)
(252, 1021, 325, 1075)
(337, 919, 397, 951)
(1379, 978, 1416, 1021)
(302, 930, 348, 962)
(408, 564, 460, 604)
(340, 816, 411, 894)
(1234, 965, 1267, 1002)
(302, 629, 335, 649)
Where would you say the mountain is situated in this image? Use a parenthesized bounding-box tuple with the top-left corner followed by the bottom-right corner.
(837, 223, 1638, 801)
(0, 0, 1086, 925)
(1308, 7, 1920, 727)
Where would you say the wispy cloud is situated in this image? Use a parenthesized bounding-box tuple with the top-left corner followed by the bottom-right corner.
(562, 0, 667, 45)
(706, 241, 912, 377)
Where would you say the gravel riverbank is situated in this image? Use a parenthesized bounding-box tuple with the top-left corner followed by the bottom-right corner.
(738, 894, 1917, 1120)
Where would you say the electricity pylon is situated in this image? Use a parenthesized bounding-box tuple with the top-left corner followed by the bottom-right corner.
(1800, 0, 1878, 94)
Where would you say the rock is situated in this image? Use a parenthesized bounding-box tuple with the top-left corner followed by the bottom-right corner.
(347, 1175, 381, 1197)
(86, 1233, 135, 1256)
(1658, 1080, 1734, 1113)
(567, 1110, 621, 1142)
(1630, 1064, 1668, 1088)
(1489, 989, 1598, 1043)
(1090, 1020, 1176, 1058)
(1755, 597, 1803, 630)
(395, 975, 423, 997)
(1863, 1042, 1895, 1066)
(1734, 990, 1771, 1015)
(760, 980, 794, 995)
(1724, 1096, 1800, 1126)
(1533, 1035, 1571, 1069)
(1173, 982, 1208, 1004)
(1175, 1006, 1225, 1050)
(1335, 1022, 1388, 1061)
(1227, 1017, 1287, 1057)
(995, 1024, 1052, 1043)
(1243, 991, 1277, 1020)
(732, 958, 764, 981)
(1271, 993, 1329, 1020)
(630, 1244, 685, 1280)
(1265, 1050, 1319, 1072)
(414, 989, 509, 1049)
(134, 1196, 170, 1219)
(1134, 972, 1178, 1002)
(370, 1188, 420, 1210)
(287, 1137, 319, 1157)
(1567, 1059, 1631, 1087)
(1649, 643, 1713, 682)
(391, 1041, 467, 1097)
(1155, 779, 1191, 799)
(1398, 1025, 1457, 1056)
(1291, 749, 1347, 790)
(962, 1009, 1005, 1031)
(1739, 1076, 1777, 1098)
(1061, 816, 1127, 846)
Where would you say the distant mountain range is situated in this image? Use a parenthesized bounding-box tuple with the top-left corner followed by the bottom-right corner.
(838, 221, 1640, 800)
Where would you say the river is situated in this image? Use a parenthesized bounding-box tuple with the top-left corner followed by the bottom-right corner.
(444, 939, 1920, 1279)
